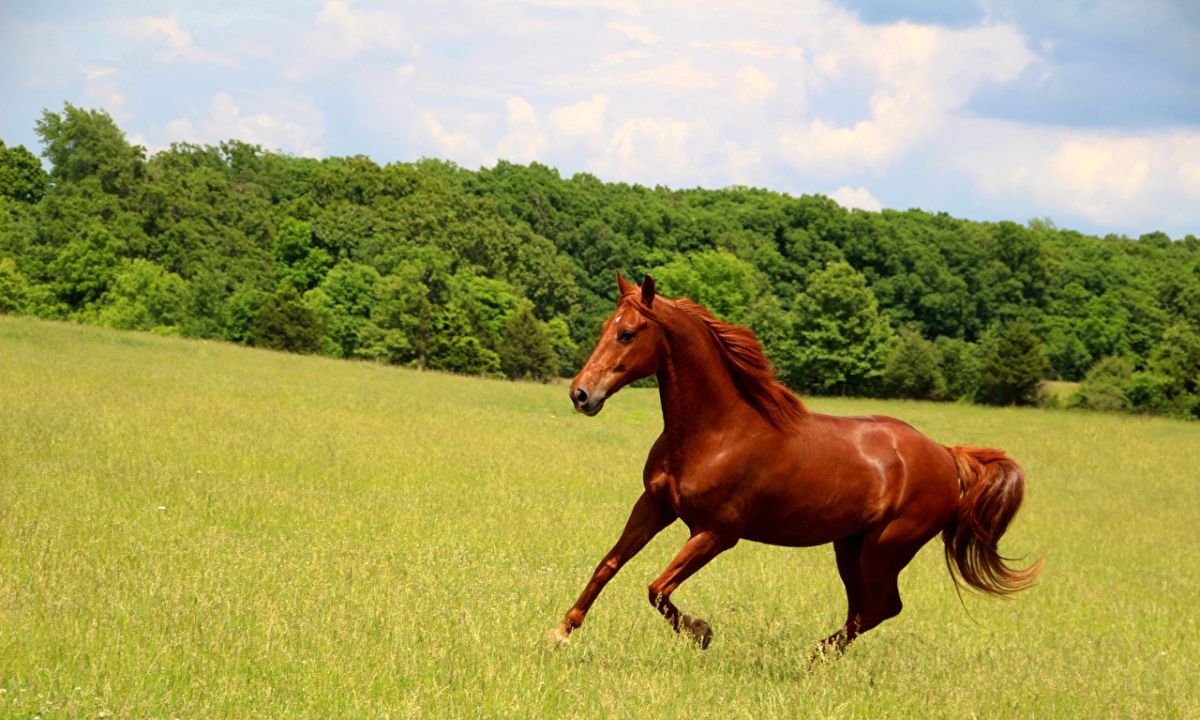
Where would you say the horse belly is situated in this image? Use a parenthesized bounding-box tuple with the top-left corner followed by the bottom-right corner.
(739, 498, 872, 547)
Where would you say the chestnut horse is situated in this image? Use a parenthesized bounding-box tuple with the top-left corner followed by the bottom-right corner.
(552, 273, 1039, 652)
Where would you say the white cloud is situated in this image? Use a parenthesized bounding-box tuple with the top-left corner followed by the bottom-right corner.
(549, 94, 609, 137)
(607, 21, 660, 45)
(948, 121, 1200, 233)
(591, 116, 694, 184)
(598, 49, 650, 67)
(690, 38, 802, 60)
(829, 185, 883, 212)
(496, 96, 548, 163)
(723, 141, 763, 185)
(315, 0, 419, 58)
(161, 92, 324, 156)
(117, 16, 236, 67)
(421, 111, 484, 162)
(778, 17, 1036, 176)
(733, 65, 777, 104)
(80, 66, 132, 123)
(631, 57, 716, 90)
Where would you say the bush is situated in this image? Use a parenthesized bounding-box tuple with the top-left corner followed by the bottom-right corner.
(1068, 356, 1133, 412)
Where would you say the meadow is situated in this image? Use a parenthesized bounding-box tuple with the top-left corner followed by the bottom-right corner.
(1, 316, 1197, 719)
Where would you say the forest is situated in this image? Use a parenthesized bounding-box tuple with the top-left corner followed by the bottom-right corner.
(2, 103, 1198, 418)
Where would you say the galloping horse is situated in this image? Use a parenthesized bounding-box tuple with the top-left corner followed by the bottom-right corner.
(553, 273, 1039, 652)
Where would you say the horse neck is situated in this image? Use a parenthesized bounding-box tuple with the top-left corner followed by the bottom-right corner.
(655, 308, 753, 443)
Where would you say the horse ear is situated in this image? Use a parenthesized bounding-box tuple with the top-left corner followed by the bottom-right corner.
(641, 274, 656, 307)
(616, 271, 636, 296)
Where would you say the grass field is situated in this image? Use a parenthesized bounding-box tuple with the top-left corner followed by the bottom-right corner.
(2, 316, 1198, 719)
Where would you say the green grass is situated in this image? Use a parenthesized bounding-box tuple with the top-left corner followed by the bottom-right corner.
(2, 316, 1198, 719)
(1043, 380, 1081, 404)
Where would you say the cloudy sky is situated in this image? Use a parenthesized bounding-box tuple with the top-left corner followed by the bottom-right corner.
(2, 0, 1198, 238)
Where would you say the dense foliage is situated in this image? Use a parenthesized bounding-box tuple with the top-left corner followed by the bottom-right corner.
(3, 104, 1199, 417)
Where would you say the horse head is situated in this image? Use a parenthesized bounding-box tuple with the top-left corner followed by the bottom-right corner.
(569, 272, 664, 416)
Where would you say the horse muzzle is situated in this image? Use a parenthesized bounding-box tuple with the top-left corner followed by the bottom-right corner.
(570, 385, 607, 416)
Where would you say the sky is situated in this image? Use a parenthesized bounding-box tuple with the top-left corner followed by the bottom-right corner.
(2, 0, 1199, 239)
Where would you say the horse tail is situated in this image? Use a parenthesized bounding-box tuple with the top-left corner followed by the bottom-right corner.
(942, 446, 1041, 597)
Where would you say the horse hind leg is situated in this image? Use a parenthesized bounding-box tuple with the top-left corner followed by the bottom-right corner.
(820, 527, 927, 655)
(819, 535, 867, 654)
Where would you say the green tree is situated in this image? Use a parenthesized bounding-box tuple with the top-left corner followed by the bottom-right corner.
(48, 221, 125, 308)
(427, 303, 501, 375)
(544, 316, 578, 377)
(497, 303, 556, 381)
(0, 141, 49, 203)
(0, 256, 31, 313)
(94, 259, 188, 332)
(1147, 322, 1200, 398)
(305, 260, 381, 358)
(976, 320, 1048, 406)
(650, 248, 763, 326)
(250, 286, 322, 354)
(881, 330, 945, 400)
(35, 103, 145, 197)
(780, 261, 896, 395)
(275, 217, 332, 291)
(933, 336, 980, 400)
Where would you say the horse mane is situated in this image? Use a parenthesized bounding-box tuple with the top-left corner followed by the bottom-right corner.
(629, 294, 808, 430)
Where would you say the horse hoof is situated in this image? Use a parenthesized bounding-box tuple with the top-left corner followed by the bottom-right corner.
(549, 626, 571, 647)
(682, 614, 713, 649)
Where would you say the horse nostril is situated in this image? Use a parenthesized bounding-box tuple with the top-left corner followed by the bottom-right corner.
(574, 388, 588, 404)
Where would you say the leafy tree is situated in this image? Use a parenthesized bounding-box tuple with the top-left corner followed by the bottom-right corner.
(0, 142, 48, 203)
(94, 259, 188, 332)
(305, 260, 381, 358)
(780, 261, 896, 395)
(223, 285, 269, 344)
(35, 103, 144, 197)
(1148, 322, 1200, 396)
(48, 221, 125, 308)
(976, 320, 1048, 406)
(0, 256, 30, 313)
(250, 286, 322, 354)
(882, 330, 944, 400)
(497, 303, 556, 381)
(427, 303, 501, 375)
(650, 248, 763, 326)
(933, 336, 980, 401)
(544, 316, 579, 377)
(275, 217, 332, 291)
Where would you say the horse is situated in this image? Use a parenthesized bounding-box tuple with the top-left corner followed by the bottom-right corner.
(552, 273, 1040, 653)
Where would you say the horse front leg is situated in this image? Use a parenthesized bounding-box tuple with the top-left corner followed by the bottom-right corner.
(553, 491, 675, 644)
(647, 529, 736, 649)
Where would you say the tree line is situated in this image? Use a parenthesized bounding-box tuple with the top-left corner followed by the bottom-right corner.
(2, 103, 1199, 418)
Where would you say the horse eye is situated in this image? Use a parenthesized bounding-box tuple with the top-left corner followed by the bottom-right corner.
(618, 329, 635, 343)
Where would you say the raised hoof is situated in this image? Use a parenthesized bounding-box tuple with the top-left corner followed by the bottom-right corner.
(681, 614, 713, 649)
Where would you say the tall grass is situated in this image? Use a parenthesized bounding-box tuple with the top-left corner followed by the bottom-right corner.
(2, 316, 1197, 718)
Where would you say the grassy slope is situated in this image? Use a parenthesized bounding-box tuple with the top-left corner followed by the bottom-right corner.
(1, 316, 1197, 719)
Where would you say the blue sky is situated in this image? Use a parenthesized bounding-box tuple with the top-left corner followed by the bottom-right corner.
(2, 0, 1198, 238)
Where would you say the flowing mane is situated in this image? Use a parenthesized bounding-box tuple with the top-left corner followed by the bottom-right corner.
(662, 297, 808, 430)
